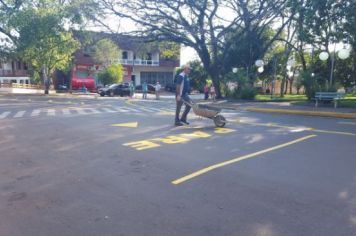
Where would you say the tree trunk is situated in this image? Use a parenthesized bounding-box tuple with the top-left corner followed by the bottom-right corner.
(210, 70, 221, 99)
(289, 78, 294, 94)
(280, 75, 286, 97)
(41, 64, 49, 94)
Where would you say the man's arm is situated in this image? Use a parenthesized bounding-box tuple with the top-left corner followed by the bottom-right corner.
(175, 75, 183, 101)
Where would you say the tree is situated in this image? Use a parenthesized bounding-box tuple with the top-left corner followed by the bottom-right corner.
(343, 1, 356, 90)
(97, 63, 123, 86)
(175, 60, 208, 92)
(15, 8, 80, 85)
(290, 0, 349, 87)
(1, 0, 97, 48)
(98, 0, 292, 98)
(0, 0, 23, 45)
(1, 0, 98, 92)
(92, 38, 120, 67)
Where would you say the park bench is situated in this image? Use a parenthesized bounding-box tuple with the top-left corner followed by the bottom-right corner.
(314, 92, 345, 108)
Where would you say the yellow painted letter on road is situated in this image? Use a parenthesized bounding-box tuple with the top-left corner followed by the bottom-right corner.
(123, 140, 160, 150)
(181, 131, 211, 138)
(214, 127, 236, 134)
(154, 136, 189, 144)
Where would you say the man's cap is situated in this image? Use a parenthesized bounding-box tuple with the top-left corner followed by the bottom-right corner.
(183, 64, 192, 69)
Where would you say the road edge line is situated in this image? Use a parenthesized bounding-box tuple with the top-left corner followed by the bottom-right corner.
(172, 135, 317, 185)
(245, 107, 356, 119)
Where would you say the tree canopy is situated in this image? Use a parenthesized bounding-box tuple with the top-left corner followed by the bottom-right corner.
(98, 0, 292, 98)
(92, 38, 120, 67)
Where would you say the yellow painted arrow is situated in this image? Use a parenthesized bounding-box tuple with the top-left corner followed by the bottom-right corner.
(111, 122, 138, 128)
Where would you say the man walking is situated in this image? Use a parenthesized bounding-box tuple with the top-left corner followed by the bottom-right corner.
(155, 82, 161, 100)
(142, 82, 148, 99)
(175, 65, 191, 126)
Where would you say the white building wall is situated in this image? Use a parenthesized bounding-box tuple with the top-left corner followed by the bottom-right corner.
(152, 52, 159, 61)
(0, 77, 30, 84)
(128, 51, 134, 60)
(2, 62, 12, 70)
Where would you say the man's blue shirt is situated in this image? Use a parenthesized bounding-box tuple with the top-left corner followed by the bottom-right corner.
(176, 73, 190, 96)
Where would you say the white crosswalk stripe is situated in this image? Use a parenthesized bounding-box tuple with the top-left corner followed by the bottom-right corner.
(101, 108, 117, 113)
(14, 110, 26, 118)
(75, 108, 87, 115)
(47, 109, 56, 116)
(113, 107, 129, 113)
(121, 107, 139, 112)
(146, 107, 163, 112)
(161, 108, 174, 113)
(62, 109, 71, 115)
(138, 107, 159, 113)
(85, 108, 101, 114)
(0, 111, 11, 119)
(0, 104, 203, 120)
(31, 109, 41, 117)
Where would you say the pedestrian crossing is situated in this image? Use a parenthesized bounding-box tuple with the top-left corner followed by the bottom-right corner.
(0, 104, 238, 120)
(0, 106, 178, 120)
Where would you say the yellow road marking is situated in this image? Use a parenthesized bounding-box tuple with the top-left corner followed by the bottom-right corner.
(338, 122, 356, 126)
(312, 129, 356, 136)
(153, 136, 190, 144)
(237, 120, 304, 130)
(237, 120, 356, 136)
(246, 107, 356, 119)
(214, 127, 236, 134)
(181, 131, 211, 138)
(172, 135, 317, 185)
(111, 122, 138, 128)
(158, 111, 175, 116)
(123, 140, 160, 150)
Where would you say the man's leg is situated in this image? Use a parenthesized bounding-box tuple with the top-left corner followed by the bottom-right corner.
(180, 95, 191, 123)
(175, 99, 183, 124)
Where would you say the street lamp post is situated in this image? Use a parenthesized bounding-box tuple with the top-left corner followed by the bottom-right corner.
(319, 46, 350, 88)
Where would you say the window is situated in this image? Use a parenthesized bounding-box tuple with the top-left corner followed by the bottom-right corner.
(122, 51, 128, 60)
(75, 70, 89, 78)
(24, 63, 28, 70)
(17, 61, 21, 70)
(140, 72, 174, 86)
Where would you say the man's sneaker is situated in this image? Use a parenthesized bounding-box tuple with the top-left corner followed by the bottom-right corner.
(175, 121, 184, 126)
(180, 120, 190, 125)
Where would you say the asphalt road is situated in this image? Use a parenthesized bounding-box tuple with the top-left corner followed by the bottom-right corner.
(0, 94, 356, 236)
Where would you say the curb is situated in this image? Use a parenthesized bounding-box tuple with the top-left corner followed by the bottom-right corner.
(245, 107, 356, 119)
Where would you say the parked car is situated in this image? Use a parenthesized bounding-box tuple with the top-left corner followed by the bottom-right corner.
(135, 84, 156, 94)
(56, 84, 68, 93)
(165, 83, 176, 92)
(98, 83, 130, 97)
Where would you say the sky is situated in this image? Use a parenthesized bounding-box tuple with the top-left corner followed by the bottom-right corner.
(180, 46, 199, 66)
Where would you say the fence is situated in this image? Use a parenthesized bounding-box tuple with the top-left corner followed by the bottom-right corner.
(0, 83, 42, 89)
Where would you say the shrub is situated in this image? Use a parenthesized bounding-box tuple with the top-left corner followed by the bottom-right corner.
(230, 86, 257, 100)
(98, 64, 123, 86)
(239, 87, 257, 99)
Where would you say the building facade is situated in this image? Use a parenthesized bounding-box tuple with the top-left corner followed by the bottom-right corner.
(70, 33, 180, 90)
(117, 47, 179, 86)
(0, 60, 30, 84)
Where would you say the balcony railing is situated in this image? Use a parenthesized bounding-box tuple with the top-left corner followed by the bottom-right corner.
(0, 69, 29, 77)
(117, 59, 159, 66)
